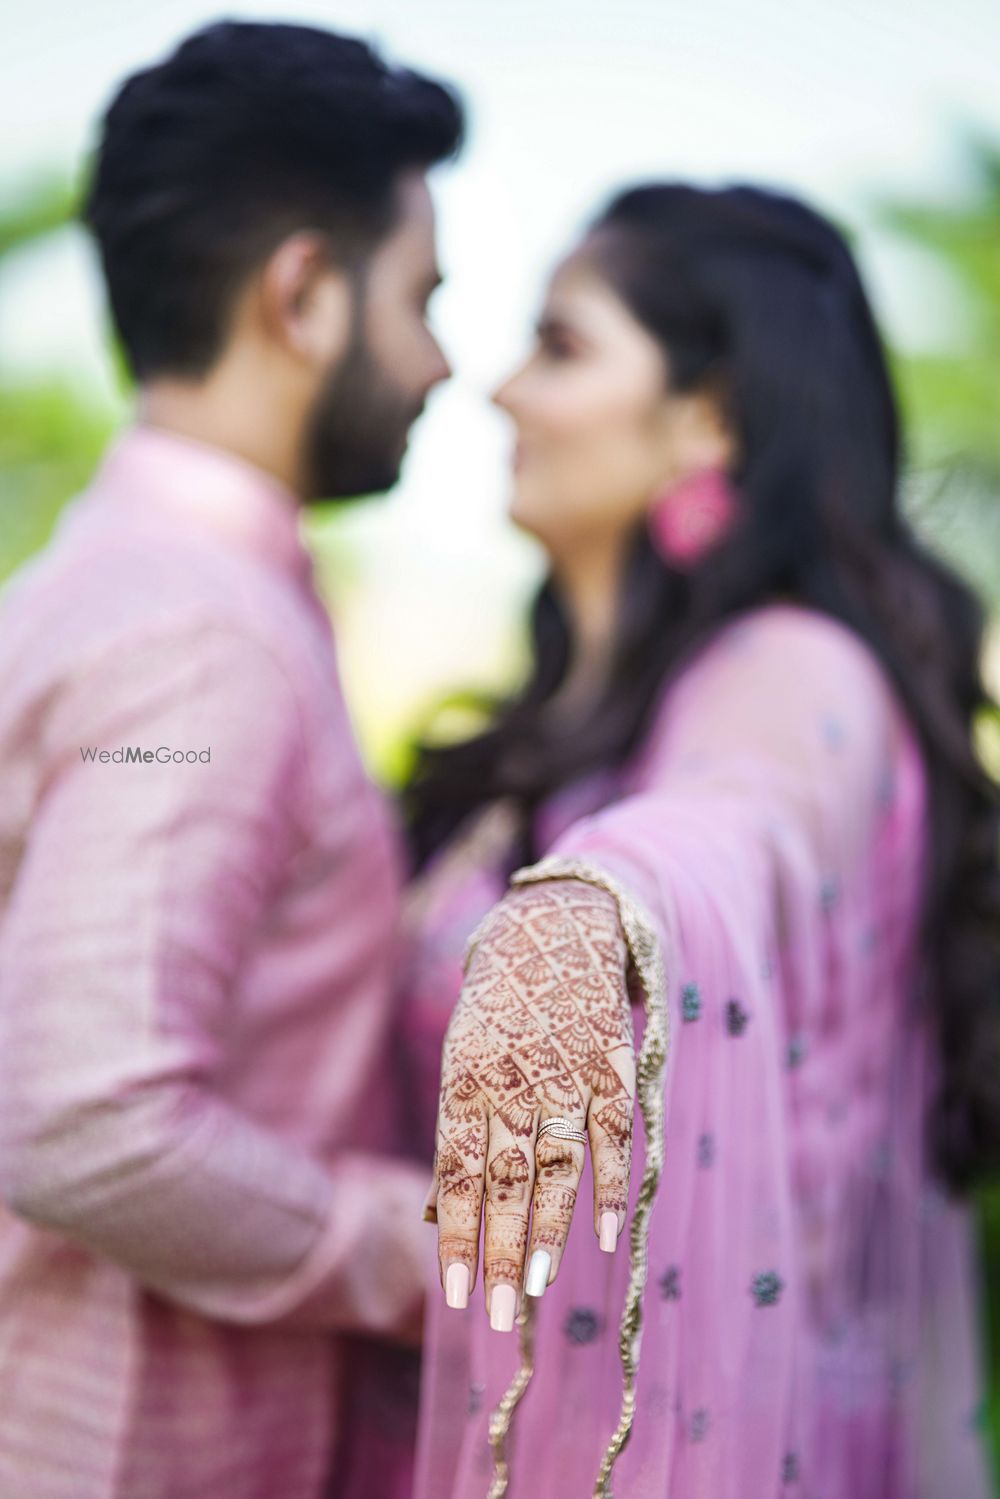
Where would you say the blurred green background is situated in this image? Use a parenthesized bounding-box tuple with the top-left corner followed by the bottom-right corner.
(1, 2, 998, 1483)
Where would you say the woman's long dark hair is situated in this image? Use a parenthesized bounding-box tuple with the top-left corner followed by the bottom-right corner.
(403, 183, 1000, 1195)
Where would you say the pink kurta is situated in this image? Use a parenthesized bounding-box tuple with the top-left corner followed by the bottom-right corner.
(403, 604, 994, 1498)
(0, 423, 435, 1499)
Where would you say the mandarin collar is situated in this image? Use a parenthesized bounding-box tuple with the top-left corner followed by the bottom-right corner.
(90, 422, 316, 588)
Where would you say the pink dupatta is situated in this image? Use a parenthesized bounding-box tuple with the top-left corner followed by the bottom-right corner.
(401, 602, 992, 1499)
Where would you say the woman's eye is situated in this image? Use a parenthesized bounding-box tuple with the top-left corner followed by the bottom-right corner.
(539, 332, 575, 361)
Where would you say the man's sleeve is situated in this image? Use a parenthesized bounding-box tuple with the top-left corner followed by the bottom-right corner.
(0, 619, 430, 1341)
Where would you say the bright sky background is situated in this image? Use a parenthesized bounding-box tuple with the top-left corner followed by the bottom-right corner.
(3, 0, 999, 762)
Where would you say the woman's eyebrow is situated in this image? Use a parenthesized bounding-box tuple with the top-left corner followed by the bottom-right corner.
(536, 313, 591, 349)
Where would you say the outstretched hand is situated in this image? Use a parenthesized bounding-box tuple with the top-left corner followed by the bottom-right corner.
(422, 878, 635, 1331)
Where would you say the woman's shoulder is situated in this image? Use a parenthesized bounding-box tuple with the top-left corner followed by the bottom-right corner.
(711, 598, 884, 671)
(673, 600, 899, 715)
(627, 599, 916, 790)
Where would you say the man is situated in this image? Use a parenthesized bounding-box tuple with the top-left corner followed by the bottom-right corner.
(0, 21, 462, 1498)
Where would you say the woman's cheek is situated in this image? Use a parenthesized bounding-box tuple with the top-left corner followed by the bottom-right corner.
(509, 458, 563, 534)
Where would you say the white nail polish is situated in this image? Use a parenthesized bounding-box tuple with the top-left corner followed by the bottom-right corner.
(525, 1248, 551, 1297)
(599, 1211, 619, 1253)
(445, 1262, 470, 1309)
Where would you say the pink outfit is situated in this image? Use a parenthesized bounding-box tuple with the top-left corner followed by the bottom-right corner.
(403, 604, 994, 1498)
(0, 423, 435, 1499)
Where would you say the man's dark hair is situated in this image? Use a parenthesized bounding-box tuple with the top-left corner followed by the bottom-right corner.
(81, 20, 464, 380)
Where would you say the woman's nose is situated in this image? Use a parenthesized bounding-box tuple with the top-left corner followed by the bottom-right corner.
(490, 378, 511, 413)
(491, 373, 521, 416)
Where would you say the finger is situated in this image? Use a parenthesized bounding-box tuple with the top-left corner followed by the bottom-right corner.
(587, 1035, 635, 1248)
(483, 1115, 537, 1331)
(522, 1103, 588, 1299)
(587, 1076, 634, 1252)
(434, 1106, 488, 1311)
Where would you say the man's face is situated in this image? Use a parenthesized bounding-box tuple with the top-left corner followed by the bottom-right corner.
(302, 173, 450, 501)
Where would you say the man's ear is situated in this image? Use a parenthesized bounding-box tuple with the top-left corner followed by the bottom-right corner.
(256, 231, 354, 368)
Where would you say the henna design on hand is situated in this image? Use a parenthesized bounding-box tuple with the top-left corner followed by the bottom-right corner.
(489, 1145, 532, 1202)
(431, 880, 634, 1312)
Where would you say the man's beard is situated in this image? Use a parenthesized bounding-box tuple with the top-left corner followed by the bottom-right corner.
(300, 329, 424, 503)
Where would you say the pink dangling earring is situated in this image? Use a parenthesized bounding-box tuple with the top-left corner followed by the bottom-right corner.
(647, 465, 740, 570)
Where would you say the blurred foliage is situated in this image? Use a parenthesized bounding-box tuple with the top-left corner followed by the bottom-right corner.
(0, 173, 114, 579)
(880, 131, 1000, 608)
(0, 171, 81, 261)
(886, 136, 1000, 468)
(0, 144, 998, 1486)
(0, 381, 111, 578)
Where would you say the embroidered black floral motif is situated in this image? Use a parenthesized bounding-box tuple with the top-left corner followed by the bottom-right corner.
(726, 998, 749, 1035)
(751, 1270, 784, 1306)
(468, 1381, 485, 1416)
(871, 1139, 890, 1177)
(820, 876, 840, 911)
(689, 1407, 711, 1442)
(564, 1307, 602, 1344)
(877, 765, 896, 809)
(787, 1035, 807, 1069)
(681, 982, 702, 1021)
(820, 714, 846, 750)
(922, 1181, 947, 1218)
(860, 925, 879, 954)
(823, 1316, 848, 1346)
(697, 1131, 716, 1167)
(782, 1450, 800, 1481)
(659, 1264, 682, 1300)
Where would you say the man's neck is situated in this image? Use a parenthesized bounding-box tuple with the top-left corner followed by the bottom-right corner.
(136, 380, 305, 504)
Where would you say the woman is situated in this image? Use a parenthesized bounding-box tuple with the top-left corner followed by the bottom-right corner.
(401, 183, 999, 1498)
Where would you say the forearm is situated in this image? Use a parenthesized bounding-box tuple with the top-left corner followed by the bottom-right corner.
(0, 1078, 430, 1340)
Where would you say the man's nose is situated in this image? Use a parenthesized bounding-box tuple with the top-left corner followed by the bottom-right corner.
(420, 326, 451, 387)
(427, 345, 452, 389)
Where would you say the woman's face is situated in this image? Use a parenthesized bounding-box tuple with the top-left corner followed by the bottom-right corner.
(493, 244, 731, 564)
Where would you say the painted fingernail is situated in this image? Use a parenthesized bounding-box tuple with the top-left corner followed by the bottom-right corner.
(525, 1248, 551, 1297)
(489, 1283, 517, 1332)
(445, 1263, 470, 1309)
(599, 1211, 619, 1253)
